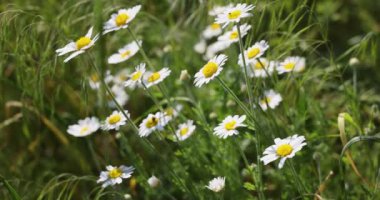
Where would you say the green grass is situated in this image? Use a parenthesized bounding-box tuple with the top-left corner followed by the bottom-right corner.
(1, 0, 380, 199)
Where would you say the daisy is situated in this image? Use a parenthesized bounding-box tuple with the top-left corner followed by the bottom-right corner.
(108, 40, 141, 64)
(244, 58, 276, 78)
(213, 115, 246, 139)
(107, 85, 129, 108)
(202, 23, 222, 39)
(215, 3, 254, 27)
(56, 27, 99, 63)
(194, 54, 228, 87)
(102, 110, 129, 131)
(258, 90, 282, 111)
(194, 39, 207, 54)
(67, 117, 100, 137)
(103, 5, 141, 34)
(138, 112, 170, 137)
(175, 120, 196, 141)
(218, 23, 251, 44)
(88, 70, 113, 90)
(143, 68, 171, 88)
(238, 40, 269, 65)
(124, 63, 146, 89)
(261, 134, 307, 169)
(112, 69, 131, 86)
(97, 165, 134, 188)
(277, 56, 306, 74)
(208, 4, 232, 16)
(147, 175, 160, 188)
(164, 104, 183, 121)
(205, 41, 231, 60)
(206, 177, 225, 192)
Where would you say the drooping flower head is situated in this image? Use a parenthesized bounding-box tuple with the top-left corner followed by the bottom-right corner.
(277, 56, 306, 74)
(103, 5, 141, 34)
(56, 27, 99, 63)
(175, 120, 196, 141)
(261, 135, 306, 169)
(97, 165, 134, 188)
(258, 90, 282, 111)
(67, 117, 100, 137)
(102, 110, 129, 131)
(206, 177, 225, 192)
(213, 115, 246, 139)
(194, 54, 228, 87)
(215, 4, 254, 27)
(108, 40, 141, 64)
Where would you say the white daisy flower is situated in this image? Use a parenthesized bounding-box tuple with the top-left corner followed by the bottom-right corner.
(258, 90, 282, 111)
(143, 68, 171, 88)
(107, 85, 129, 108)
(277, 56, 306, 74)
(112, 69, 131, 86)
(205, 41, 231, 60)
(124, 63, 146, 89)
(102, 110, 129, 131)
(103, 5, 141, 34)
(215, 3, 254, 27)
(175, 120, 196, 141)
(206, 177, 225, 192)
(164, 104, 183, 122)
(108, 40, 141, 64)
(138, 112, 170, 137)
(213, 115, 246, 139)
(67, 117, 100, 137)
(238, 40, 269, 65)
(97, 165, 134, 188)
(194, 54, 228, 87)
(194, 39, 207, 54)
(260, 134, 307, 169)
(89, 70, 113, 90)
(243, 58, 276, 78)
(147, 175, 160, 188)
(202, 23, 222, 39)
(217, 23, 251, 44)
(208, 4, 232, 16)
(56, 27, 99, 63)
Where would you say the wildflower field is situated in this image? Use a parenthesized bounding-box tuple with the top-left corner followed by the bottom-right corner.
(1, 0, 380, 199)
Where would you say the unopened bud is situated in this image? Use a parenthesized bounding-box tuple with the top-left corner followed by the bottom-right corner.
(180, 70, 190, 81)
(147, 175, 160, 188)
(349, 57, 359, 66)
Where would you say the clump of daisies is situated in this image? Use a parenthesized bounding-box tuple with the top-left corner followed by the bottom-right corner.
(103, 5, 141, 34)
(194, 54, 227, 87)
(213, 115, 246, 139)
(175, 120, 196, 141)
(97, 165, 135, 188)
(258, 90, 283, 111)
(67, 117, 100, 137)
(56, 27, 99, 62)
(102, 110, 129, 131)
(261, 134, 307, 169)
(206, 177, 226, 192)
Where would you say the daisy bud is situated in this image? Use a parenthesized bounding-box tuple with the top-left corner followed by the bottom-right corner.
(209, 112, 217, 119)
(226, 100, 236, 107)
(240, 84, 247, 92)
(349, 57, 359, 66)
(124, 194, 132, 199)
(147, 175, 160, 188)
(180, 70, 190, 81)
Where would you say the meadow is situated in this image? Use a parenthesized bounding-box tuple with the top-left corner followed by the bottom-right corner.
(0, 0, 380, 199)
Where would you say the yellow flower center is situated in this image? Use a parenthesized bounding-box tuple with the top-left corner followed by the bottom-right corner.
(202, 62, 218, 78)
(76, 37, 92, 50)
(131, 71, 142, 81)
(261, 97, 272, 105)
(115, 13, 129, 27)
(228, 10, 242, 20)
(180, 127, 189, 136)
(165, 107, 174, 116)
(284, 62, 295, 70)
(254, 61, 267, 70)
(90, 73, 99, 82)
(224, 120, 236, 130)
(108, 114, 121, 125)
(147, 72, 161, 83)
(247, 48, 260, 59)
(146, 117, 158, 128)
(121, 50, 131, 58)
(80, 126, 89, 134)
(229, 31, 238, 40)
(276, 144, 293, 157)
(108, 168, 122, 179)
(211, 23, 221, 30)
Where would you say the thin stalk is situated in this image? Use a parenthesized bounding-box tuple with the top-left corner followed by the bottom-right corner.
(289, 160, 308, 195)
(127, 27, 154, 70)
